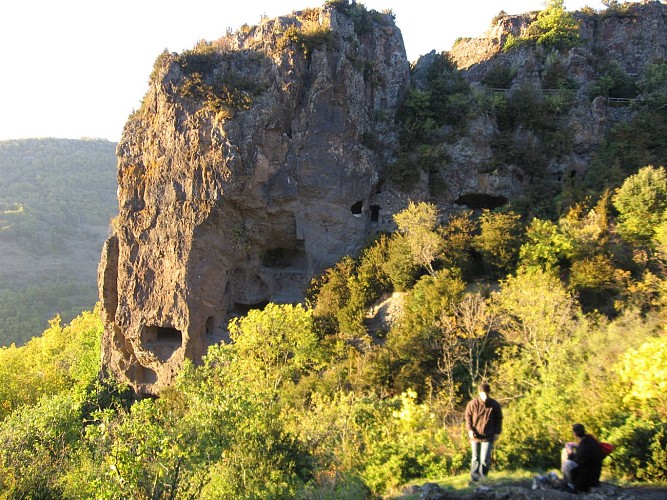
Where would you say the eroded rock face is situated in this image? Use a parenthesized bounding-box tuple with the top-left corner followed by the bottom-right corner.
(99, 4, 409, 394)
(100, 1, 667, 395)
(435, 1, 667, 206)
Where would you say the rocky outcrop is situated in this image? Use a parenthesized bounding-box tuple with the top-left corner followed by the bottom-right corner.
(450, 1, 667, 77)
(99, 3, 409, 394)
(100, 1, 667, 395)
(432, 1, 667, 208)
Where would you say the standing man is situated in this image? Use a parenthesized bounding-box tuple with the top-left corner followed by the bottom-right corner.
(465, 382, 503, 482)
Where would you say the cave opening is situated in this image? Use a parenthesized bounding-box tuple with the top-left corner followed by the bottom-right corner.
(205, 316, 215, 336)
(261, 247, 307, 269)
(454, 193, 508, 210)
(232, 301, 269, 316)
(142, 325, 183, 344)
(351, 200, 363, 216)
(156, 327, 182, 343)
(139, 366, 158, 384)
(140, 325, 182, 363)
(370, 204, 380, 223)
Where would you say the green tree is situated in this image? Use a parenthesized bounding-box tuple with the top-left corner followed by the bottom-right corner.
(473, 210, 523, 276)
(228, 303, 324, 393)
(558, 196, 610, 260)
(618, 334, 667, 420)
(494, 269, 579, 374)
(375, 269, 465, 395)
(0, 389, 87, 497)
(310, 256, 356, 333)
(613, 165, 667, 244)
(0, 308, 102, 420)
(439, 211, 476, 274)
(528, 0, 580, 51)
(383, 233, 420, 291)
(393, 201, 444, 276)
(519, 218, 574, 271)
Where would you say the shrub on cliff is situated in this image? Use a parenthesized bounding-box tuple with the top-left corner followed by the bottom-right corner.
(504, 0, 580, 52)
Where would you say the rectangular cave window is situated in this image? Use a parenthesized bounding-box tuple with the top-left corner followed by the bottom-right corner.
(156, 327, 182, 343)
(370, 204, 380, 223)
(142, 325, 183, 344)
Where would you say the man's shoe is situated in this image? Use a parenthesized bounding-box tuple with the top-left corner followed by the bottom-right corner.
(557, 483, 577, 494)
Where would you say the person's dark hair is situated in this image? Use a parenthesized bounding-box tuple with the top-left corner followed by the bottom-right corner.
(479, 382, 491, 394)
(572, 423, 586, 437)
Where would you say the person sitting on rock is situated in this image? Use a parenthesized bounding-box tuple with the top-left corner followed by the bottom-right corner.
(561, 423, 603, 493)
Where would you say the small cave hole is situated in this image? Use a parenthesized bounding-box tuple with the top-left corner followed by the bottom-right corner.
(351, 200, 363, 216)
(370, 204, 380, 223)
(569, 170, 577, 179)
(140, 366, 158, 384)
(205, 316, 215, 336)
(454, 193, 508, 210)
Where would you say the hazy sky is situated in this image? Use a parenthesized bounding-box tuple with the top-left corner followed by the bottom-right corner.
(0, 0, 608, 142)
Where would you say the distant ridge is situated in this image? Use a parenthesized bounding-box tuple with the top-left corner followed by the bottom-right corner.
(0, 138, 118, 346)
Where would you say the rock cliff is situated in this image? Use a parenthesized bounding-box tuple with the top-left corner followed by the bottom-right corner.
(99, 2, 409, 394)
(100, 1, 667, 394)
(433, 0, 667, 212)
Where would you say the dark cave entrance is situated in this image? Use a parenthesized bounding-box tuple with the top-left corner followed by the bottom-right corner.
(370, 204, 380, 223)
(141, 325, 183, 363)
(155, 327, 182, 343)
(454, 193, 508, 210)
(232, 301, 269, 316)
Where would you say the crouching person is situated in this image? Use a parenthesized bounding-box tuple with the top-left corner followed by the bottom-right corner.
(561, 423, 603, 493)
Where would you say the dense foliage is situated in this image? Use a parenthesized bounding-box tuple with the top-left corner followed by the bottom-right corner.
(3, 171, 667, 496)
(0, 138, 117, 346)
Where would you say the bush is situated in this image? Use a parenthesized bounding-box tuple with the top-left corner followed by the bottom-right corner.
(281, 25, 333, 57)
(588, 61, 638, 99)
(542, 54, 578, 90)
(528, 0, 580, 51)
(0, 389, 86, 497)
(481, 63, 516, 89)
(606, 417, 667, 481)
(504, 0, 580, 52)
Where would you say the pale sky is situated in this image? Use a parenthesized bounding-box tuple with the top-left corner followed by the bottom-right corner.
(0, 0, 608, 142)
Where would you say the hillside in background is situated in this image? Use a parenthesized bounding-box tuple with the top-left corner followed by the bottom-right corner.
(0, 138, 118, 346)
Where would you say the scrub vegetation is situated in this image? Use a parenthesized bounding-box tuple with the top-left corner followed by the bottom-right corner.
(2, 169, 667, 497)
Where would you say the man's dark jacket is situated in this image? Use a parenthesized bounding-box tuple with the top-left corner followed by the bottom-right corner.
(570, 434, 603, 491)
(465, 396, 503, 442)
